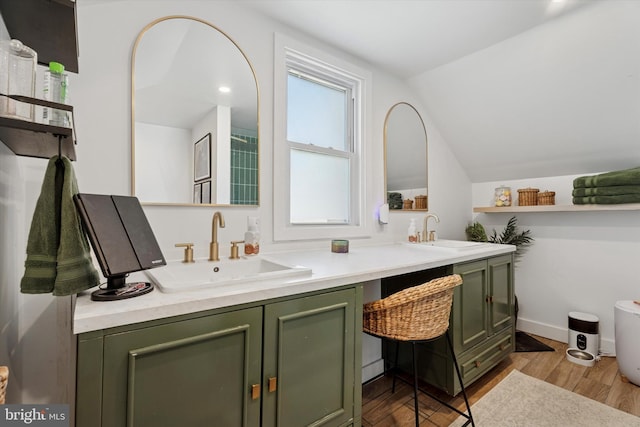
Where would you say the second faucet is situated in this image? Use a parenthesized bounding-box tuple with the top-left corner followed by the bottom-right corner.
(210, 211, 226, 261)
(423, 213, 440, 242)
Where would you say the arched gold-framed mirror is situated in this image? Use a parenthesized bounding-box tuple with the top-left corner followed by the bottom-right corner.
(131, 16, 259, 206)
(384, 102, 428, 211)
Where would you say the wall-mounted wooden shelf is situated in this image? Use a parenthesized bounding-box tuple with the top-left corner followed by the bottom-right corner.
(473, 204, 640, 213)
(0, 95, 76, 160)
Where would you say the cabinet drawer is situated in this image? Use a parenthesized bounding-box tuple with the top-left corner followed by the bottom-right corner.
(460, 329, 513, 384)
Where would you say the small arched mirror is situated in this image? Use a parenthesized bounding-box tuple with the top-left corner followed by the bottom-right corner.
(132, 16, 259, 206)
(384, 102, 428, 211)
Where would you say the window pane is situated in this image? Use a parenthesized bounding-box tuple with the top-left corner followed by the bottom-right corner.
(290, 149, 350, 224)
(287, 73, 348, 151)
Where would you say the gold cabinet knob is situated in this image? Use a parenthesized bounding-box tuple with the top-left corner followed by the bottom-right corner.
(175, 243, 195, 263)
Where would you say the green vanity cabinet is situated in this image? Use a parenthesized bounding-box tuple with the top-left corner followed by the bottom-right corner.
(451, 254, 513, 354)
(381, 253, 514, 396)
(451, 254, 514, 392)
(76, 286, 362, 427)
(76, 307, 263, 427)
(262, 288, 359, 427)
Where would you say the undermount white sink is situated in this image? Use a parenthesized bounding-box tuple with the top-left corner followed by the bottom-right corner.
(404, 239, 487, 251)
(145, 256, 312, 293)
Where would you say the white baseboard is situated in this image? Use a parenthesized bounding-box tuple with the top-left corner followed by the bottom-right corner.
(362, 358, 385, 383)
(517, 317, 615, 356)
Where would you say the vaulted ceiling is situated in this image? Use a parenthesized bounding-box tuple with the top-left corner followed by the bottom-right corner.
(245, 0, 640, 182)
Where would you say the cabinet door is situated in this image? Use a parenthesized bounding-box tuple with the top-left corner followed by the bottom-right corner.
(262, 289, 356, 427)
(452, 259, 489, 353)
(488, 254, 514, 335)
(100, 307, 262, 427)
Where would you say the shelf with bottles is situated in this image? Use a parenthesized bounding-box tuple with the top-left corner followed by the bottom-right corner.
(0, 94, 76, 160)
(473, 204, 640, 213)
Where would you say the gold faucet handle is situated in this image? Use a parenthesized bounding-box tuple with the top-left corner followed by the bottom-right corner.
(229, 240, 245, 260)
(175, 243, 195, 263)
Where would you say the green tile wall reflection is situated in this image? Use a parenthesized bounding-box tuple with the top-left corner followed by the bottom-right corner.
(231, 134, 258, 205)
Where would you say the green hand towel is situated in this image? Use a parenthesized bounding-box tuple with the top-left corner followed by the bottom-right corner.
(20, 157, 61, 293)
(53, 157, 100, 296)
(21, 156, 100, 295)
(573, 166, 640, 188)
(572, 193, 640, 205)
(572, 186, 640, 197)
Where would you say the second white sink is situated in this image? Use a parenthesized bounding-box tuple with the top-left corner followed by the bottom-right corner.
(145, 256, 312, 293)
(404, 239, 488, 251)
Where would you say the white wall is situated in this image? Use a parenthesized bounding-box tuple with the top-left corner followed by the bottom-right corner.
(411, 1, 640, 183)
(136, 123, 191, 202)
(1, 0, 472, 403)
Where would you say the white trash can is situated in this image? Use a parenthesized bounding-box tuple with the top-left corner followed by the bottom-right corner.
(614, 301, 640, 386)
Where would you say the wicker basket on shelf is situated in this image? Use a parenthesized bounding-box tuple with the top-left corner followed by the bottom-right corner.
(518, 188, 539, 206)
(414, 195, 427, 210)
(538, 191, 556, 205)
(363, 274, 462, 341)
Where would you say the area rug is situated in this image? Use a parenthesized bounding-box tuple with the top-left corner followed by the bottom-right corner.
(449, 370, 640, 427)
(515, 331, 554, 352)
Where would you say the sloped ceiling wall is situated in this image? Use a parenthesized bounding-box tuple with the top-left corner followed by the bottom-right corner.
(410, 1, 640, 183)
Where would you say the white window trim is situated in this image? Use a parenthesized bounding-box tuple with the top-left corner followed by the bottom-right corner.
(273, 32, 372, 241)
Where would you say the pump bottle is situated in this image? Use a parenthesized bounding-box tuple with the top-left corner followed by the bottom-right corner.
(408, 219, 418, 243)
(244, 217, 260, 255)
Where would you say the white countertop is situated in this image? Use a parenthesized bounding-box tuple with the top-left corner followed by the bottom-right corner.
(73, 241, 515, 334)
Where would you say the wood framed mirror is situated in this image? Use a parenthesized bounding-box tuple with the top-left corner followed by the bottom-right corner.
(384, 102, 428, 211)
(131, 16, 259, 206)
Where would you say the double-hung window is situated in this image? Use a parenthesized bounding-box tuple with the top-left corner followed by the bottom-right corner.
(273, 34, 370, 241)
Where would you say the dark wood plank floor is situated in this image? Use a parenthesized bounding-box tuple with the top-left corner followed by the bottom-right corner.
(362, 334, 640, 426)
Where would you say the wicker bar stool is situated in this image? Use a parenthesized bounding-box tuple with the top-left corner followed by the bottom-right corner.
(363, 274, 474, 427)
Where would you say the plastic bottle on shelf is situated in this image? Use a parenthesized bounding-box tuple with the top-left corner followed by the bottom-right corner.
(0, 39, 37, 121)
(42, 61, 69, 127)
(244, 217, 260, 255)
(408, 218, 418, 243)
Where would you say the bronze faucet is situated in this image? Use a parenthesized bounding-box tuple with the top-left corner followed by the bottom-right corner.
(209, 211, 226, 261)
(423, 213, 440, 242)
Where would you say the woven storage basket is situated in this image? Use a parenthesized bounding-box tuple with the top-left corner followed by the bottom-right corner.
(538, 191, 555, 205)
(0, 366, 8, 404)
(363, 274, 462, 341)
(414, 195, 427, 210)
(518, 188, 539, 206)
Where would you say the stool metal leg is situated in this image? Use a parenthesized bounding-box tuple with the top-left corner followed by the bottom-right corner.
(445, 331, 475, 427)
(392, 340, 400, 393)
(412, 342, 420, 427)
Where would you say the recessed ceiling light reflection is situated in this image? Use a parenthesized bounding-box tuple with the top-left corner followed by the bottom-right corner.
(219, 86, 231, 93)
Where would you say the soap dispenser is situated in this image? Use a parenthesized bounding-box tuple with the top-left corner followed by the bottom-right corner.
(244, 217, 260, 255)
(408, 218, 418, 243)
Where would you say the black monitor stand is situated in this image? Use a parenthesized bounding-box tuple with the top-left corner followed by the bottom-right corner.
(91, 275, 154, 301)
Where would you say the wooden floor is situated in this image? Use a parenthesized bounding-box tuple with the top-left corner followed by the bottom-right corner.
(362, 334, 640, 426)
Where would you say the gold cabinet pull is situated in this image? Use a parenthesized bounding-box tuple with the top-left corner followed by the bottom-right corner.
(500, 342, 509, 351)
(268, 377, 277, 393)
(474, 360, 481, 368)
(251, 384, 261, 400)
